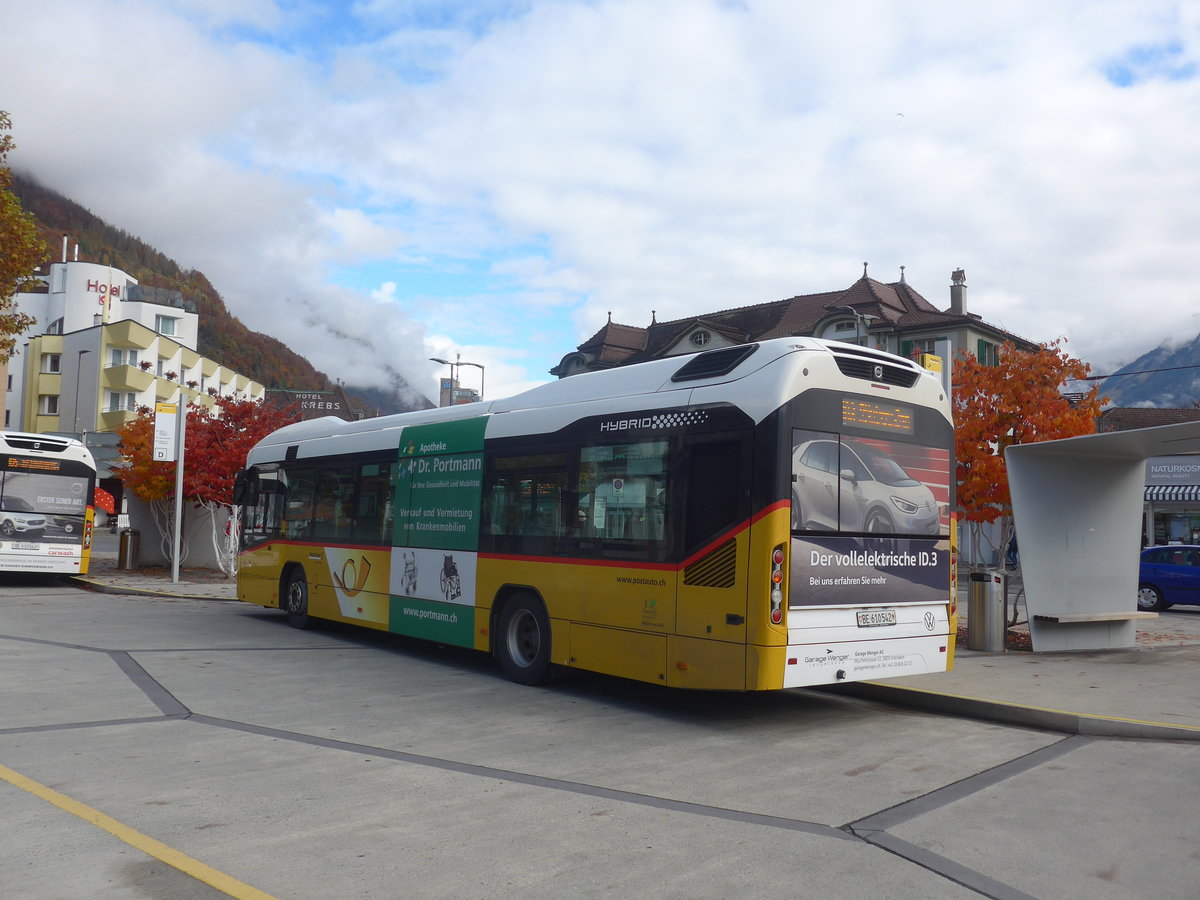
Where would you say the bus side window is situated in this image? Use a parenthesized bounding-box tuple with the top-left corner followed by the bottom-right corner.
(240, 468, 285, 547)
(354, 461, 394, 544)
(311, 467, 357, 541)
(282, 467, 317, 540)
(576, 439, 669, 560)
(482, 451, 567, 553)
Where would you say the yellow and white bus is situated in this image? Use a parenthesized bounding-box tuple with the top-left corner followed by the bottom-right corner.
(0, 432, 96, 574)
(236, 337, 957, 690)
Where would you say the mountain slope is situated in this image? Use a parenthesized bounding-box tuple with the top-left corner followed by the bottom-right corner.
(1098, 331, 1200, 408)
(11, 174, 432, 413)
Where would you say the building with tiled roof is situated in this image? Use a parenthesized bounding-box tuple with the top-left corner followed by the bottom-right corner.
(552, 265, 1036, 377)
(1098, 407, 1200, 432)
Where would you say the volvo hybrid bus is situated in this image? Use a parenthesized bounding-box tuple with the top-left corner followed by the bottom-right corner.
(0, 432, 97, 574)
(235, 337, 957, 690)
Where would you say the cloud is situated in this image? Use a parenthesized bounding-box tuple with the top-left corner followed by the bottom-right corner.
(6, 0, 1200, 401)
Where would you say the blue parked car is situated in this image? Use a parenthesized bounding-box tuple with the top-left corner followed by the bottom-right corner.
(1138, 545, 1200, 611)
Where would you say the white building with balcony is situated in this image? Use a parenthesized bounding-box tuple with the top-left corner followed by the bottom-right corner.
(7, 258, 264, 442)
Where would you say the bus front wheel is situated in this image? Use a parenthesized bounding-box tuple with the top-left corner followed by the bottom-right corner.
(497, 594, 552, 685)
(284, 568, 311, 629)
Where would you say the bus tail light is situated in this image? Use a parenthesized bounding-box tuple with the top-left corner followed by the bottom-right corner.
(770, 544, 785, 625)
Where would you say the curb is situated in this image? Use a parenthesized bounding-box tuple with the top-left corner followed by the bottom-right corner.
(71, 576, 238, 603)
(828, 681, 1200, 742)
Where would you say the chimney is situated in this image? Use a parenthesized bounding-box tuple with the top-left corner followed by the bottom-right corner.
(949, 268, 967, 315)
(62, 234, 68, 262)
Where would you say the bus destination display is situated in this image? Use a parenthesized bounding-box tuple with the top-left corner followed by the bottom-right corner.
(841, 398, 915, 435)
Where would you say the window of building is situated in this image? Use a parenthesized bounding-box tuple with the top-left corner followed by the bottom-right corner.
(977, 339, 1000, 366)
(104, 391, 138, 413)
(46, 318, 64, 335)
(41, 353, 61, 374)
(155, 315, 177, 336)
(156, 359, 165, 376)
(38, 394, 60, 415)
(901, 337, 945, 360)
(3, 411, 8, 427)
(108, 348, 140, 368)
(6, 375, 11, 392)
(690, 330, 711, 348)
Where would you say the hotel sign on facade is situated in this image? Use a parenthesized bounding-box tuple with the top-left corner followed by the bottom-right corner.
(266, 389, 353, 422)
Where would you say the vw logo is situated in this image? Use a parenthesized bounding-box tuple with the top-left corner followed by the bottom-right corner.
(924, 611, 937, 631)
(873, 365, 884, 381)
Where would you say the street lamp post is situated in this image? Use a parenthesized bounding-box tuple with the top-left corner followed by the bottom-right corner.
(429, 354, 485, 406)
(73, 349, 92, 435)
(429, 356, 457, 407)
(831, 306, 878, 346)
(458, 360, 485, 402)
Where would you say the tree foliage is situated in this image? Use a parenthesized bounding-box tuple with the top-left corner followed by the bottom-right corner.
(113, 398, 299, 573)
(0, 112, 42, 361)
(954, 339, 1105, 526)
(114, 397, 299, 506)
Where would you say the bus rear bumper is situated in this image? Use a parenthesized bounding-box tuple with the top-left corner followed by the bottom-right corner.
(781, 633, 951, 688)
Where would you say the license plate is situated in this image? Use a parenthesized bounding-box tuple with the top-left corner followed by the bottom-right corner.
(857, 608, 896, 628)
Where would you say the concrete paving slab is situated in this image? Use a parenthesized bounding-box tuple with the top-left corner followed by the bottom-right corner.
(1, 720, 980, 899)
(888, 739, 1200, 900)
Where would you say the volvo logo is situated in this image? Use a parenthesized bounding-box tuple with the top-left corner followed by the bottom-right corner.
(873, 365, 884, 381)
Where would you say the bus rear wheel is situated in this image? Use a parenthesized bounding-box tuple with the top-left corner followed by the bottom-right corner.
(497, 594, 552, 685)
(284, 568, 311, 629)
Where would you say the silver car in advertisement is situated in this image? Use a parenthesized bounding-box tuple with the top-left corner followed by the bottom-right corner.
(0, 495, 48, 537)
(791, 436, 941, 535)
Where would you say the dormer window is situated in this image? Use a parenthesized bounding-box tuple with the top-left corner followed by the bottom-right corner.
(833, 321, 856, 333)
(690, 330, 711, 348)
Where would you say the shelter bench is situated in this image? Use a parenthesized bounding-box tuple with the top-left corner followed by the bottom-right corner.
(1032, 612, 1158, 624)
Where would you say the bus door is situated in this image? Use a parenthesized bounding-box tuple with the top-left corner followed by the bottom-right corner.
(670, 434, 753, 688)
(563, 438, 675, 680)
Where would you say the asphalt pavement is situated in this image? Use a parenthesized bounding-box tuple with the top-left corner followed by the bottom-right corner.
(73, 540, 1200, 742)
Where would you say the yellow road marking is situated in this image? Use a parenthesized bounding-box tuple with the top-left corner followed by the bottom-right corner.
(0, 763, 278, 900)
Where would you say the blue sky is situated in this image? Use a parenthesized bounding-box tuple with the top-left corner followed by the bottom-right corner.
(7, 1, 1200, 405)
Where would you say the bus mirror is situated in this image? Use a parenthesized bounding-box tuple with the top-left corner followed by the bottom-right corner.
(233, 471, 259, 506)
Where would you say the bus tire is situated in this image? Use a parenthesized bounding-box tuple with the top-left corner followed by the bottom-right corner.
(497, 594, 552, 685)
(284, 568, 311, 629)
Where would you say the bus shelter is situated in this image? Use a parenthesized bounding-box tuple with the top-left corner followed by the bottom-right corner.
(1005, 421, 1200, 651)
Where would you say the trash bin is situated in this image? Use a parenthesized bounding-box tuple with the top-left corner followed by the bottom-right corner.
(118, 529, 140, 571)
(967, 569, 1006, 652)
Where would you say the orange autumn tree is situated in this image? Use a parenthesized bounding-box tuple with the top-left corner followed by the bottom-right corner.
(954, 338, 1104, 567)
(114, 397, 298, 574)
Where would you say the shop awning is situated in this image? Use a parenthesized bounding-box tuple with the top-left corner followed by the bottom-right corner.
(1145, 484, 1200, 501)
